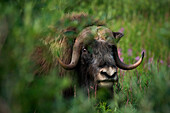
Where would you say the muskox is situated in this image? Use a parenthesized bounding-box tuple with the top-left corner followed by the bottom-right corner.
(32, 13, 144, 97)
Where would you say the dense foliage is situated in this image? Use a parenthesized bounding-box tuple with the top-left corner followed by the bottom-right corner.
(0, 0, 169, 113)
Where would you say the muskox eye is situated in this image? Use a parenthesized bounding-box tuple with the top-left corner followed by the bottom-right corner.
(82, 48, 87, 53)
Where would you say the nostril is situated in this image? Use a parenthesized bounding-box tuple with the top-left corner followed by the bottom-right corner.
(100, 71, 108, 77)
(112, 72, 117, 77)
(100, 71, 116, 78)
(100, 70, 117, 78)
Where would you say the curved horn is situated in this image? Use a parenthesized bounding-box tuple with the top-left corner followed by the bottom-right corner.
(57, 43, 82, 70)
(57, 27, 95, 70)
(113, 47, 144, 70)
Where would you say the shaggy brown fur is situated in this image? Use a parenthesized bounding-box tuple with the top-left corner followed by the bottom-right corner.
(32, 12, 105, 76)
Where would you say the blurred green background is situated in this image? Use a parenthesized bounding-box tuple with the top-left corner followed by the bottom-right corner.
(0, 0, 169, 113)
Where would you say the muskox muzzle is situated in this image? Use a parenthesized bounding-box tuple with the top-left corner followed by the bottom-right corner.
(97, 66, 118, 87)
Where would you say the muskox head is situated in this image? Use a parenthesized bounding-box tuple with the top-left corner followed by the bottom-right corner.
(57, 26, 144, 88)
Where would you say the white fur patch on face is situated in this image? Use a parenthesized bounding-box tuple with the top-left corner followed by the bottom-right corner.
(98, 82, 113, 87)
(100, 67, 117, 77)
(97, 72, 108, 81)
(96, 66, 117, 87)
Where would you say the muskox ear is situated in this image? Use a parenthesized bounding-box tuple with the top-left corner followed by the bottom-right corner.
(112, 32, 124, 43)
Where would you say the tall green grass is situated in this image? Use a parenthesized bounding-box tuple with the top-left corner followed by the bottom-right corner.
(0, 0, 169, 113)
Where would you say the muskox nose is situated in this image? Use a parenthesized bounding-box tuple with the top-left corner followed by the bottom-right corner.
(100, 67, 117, 78)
